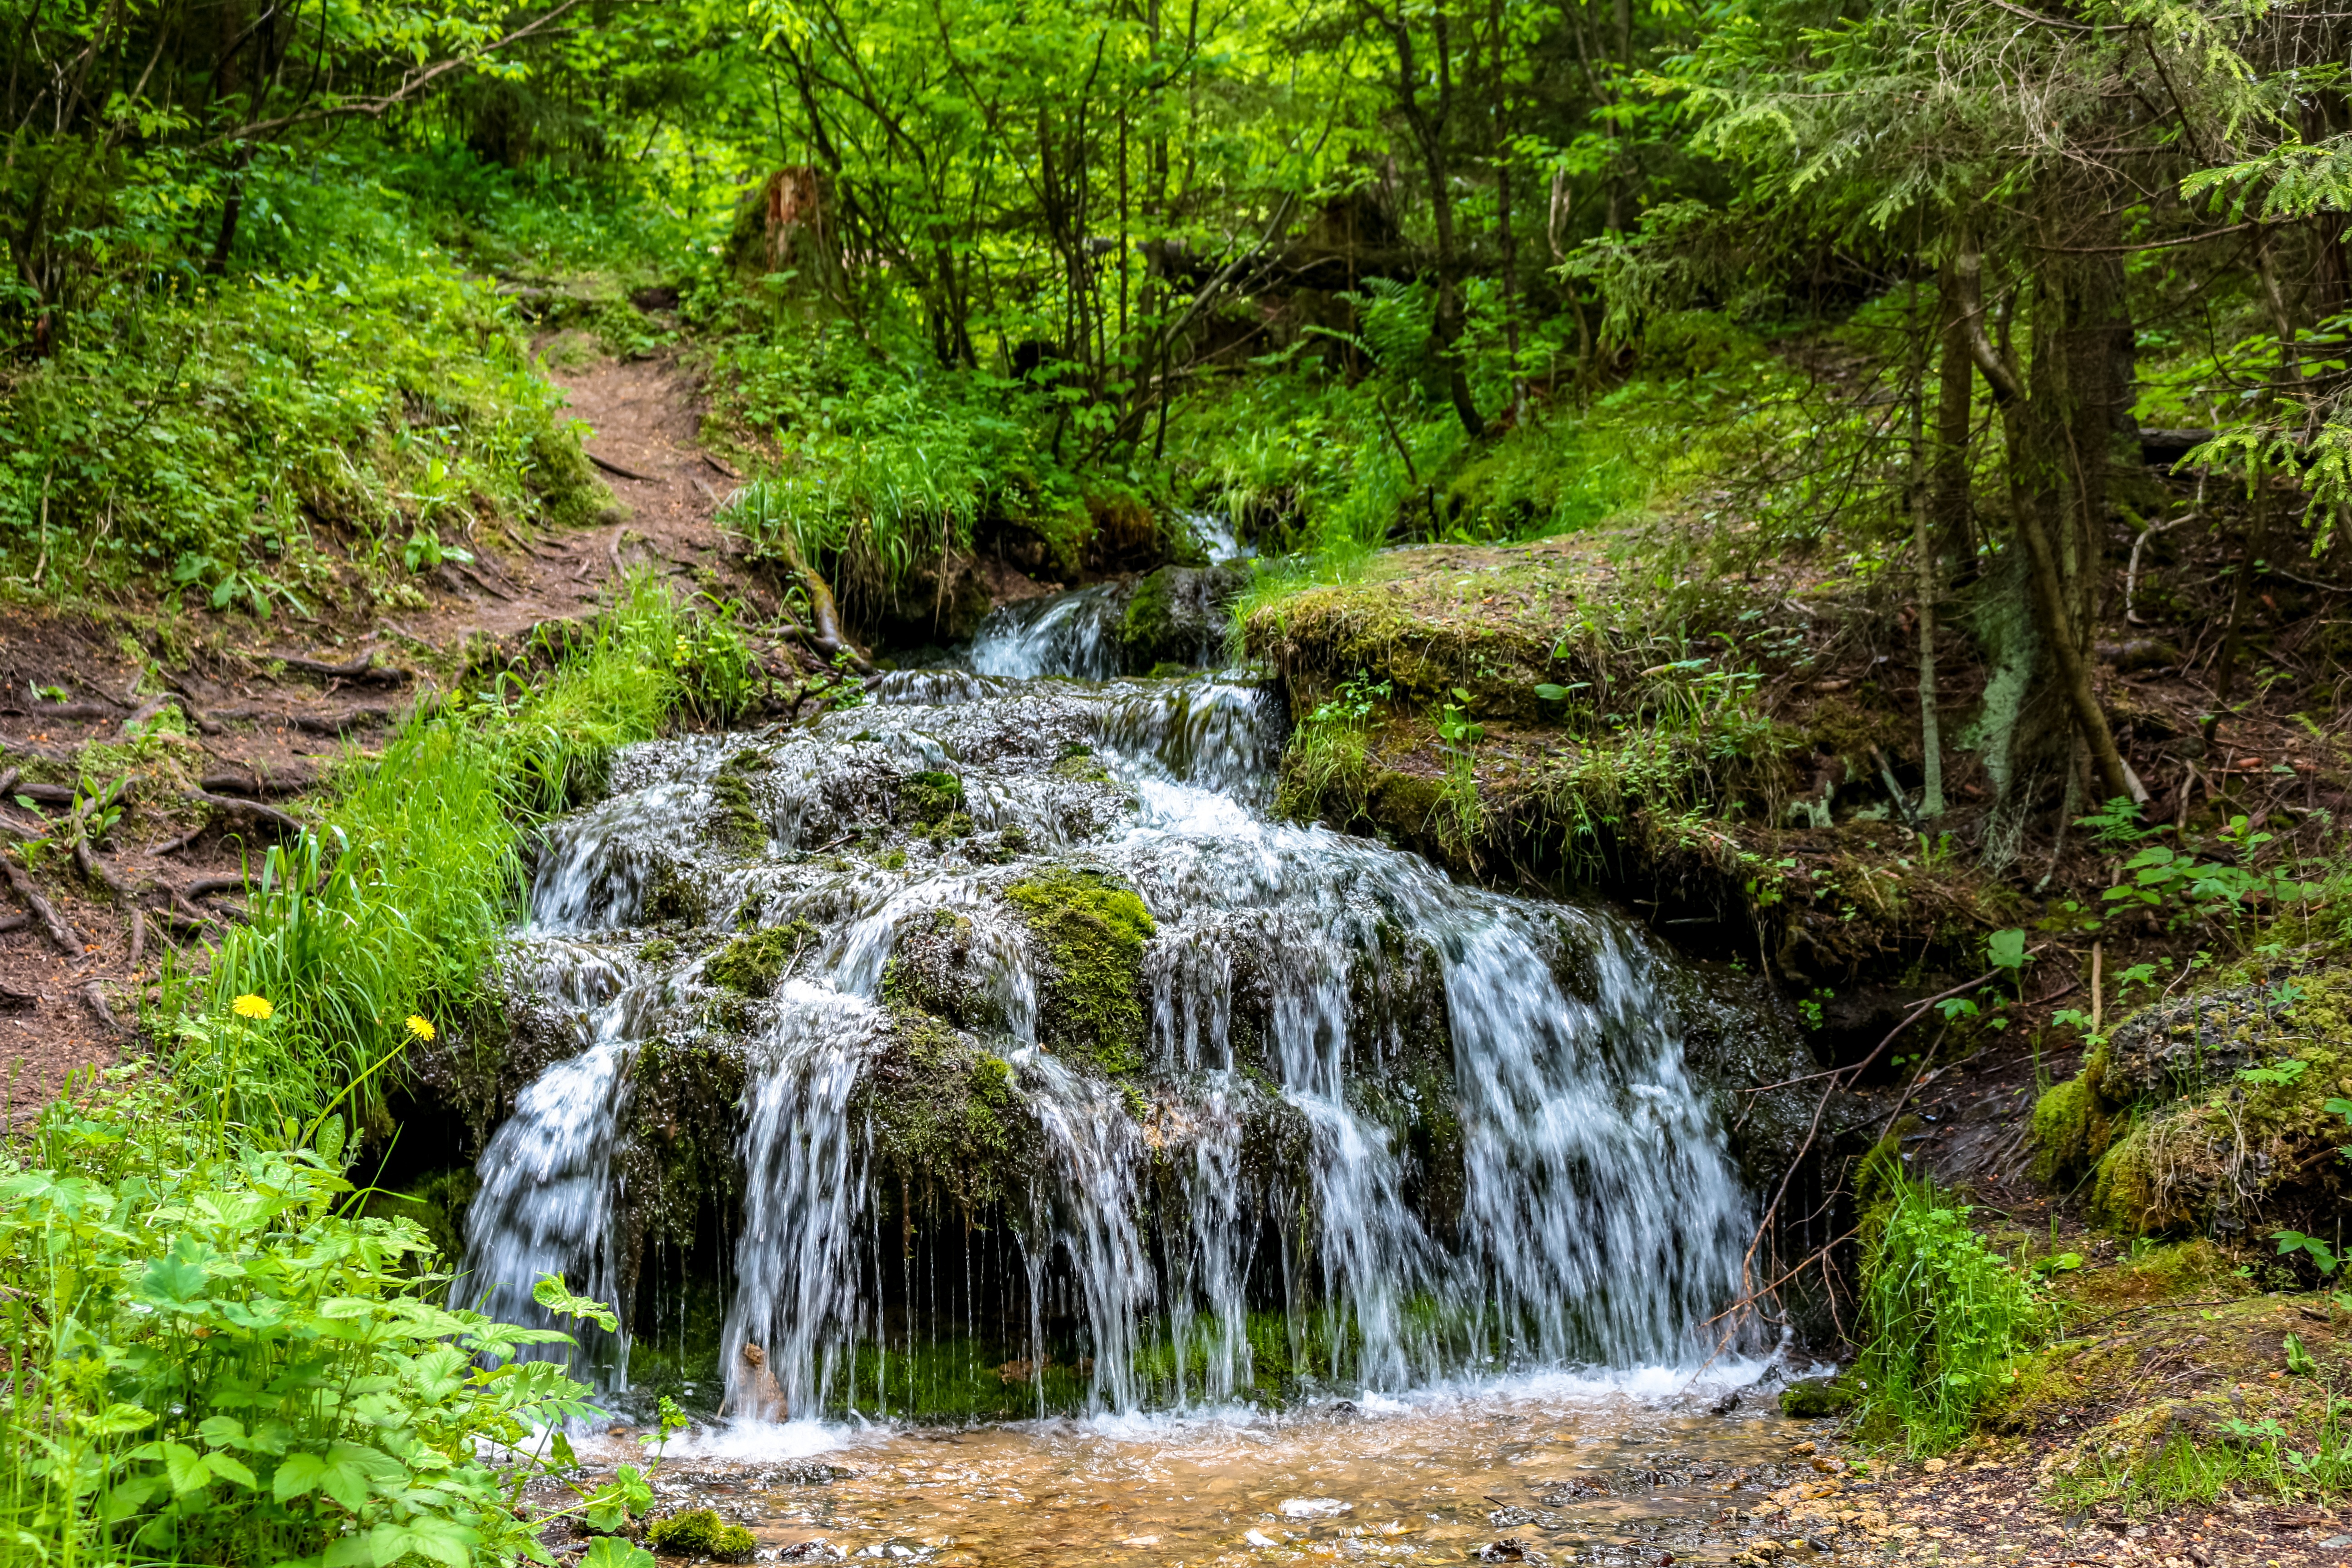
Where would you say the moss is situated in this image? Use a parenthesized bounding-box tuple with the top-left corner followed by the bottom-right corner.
(855, 1004, 1029, 1212)
(638, 936, 681, 967)
(706, 752, 768, 854)
(642, 858, 710, 926)
(1050, 743, 1114, 784)
(1002, 866, 1156, 1076)
(646, 1509, 754, 1562)
(1780, 1377, 1858, 1418)
(705, 919, 819, 997)
(901, 769, 965, 827)
(2030, 1058, 2123, 1187)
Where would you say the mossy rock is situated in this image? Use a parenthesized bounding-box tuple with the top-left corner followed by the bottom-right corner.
(1779, 1377, 1858, 1418)
(855, 1005, 1031, 1212)
(1115, 563, 1245, 670)
(2029, 1059, 2125, 1188)
(706, 920, 819, 997)
(1050, 743, 1113, 784)
(885, 912, 1008, 1033)
(647, 1508, 755, 1561)
(1002, 866, 1156, 1077)
(901, 769, 966, 827)
(705, 751, 769, 854)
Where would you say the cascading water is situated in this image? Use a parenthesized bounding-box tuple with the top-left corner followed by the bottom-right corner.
(460, 593, 1764, 1423)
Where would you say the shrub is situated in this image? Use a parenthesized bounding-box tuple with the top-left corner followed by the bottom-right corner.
(0, 1070, 640, 1568)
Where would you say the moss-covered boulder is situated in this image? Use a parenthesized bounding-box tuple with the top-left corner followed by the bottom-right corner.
(705, 748, 771, 854)
(705, 920, 820, 997)
(855, 999, 1032, 1213)
(1115, 563, 1246, 670)
(886, 910, 1010, 1033)
(1779, 1377, 1858, 1417)
(1002, 866, 1156, 1076)
(899, 769, 966, 827)
(2081, 961, 2352, 1236)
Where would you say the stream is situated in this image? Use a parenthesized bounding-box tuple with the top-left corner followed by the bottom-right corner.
(460, 581, 1828, 1564)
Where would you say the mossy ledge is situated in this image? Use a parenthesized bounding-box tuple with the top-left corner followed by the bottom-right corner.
(1000, 866, 1157, 1076)
(706, 919, 820, 997)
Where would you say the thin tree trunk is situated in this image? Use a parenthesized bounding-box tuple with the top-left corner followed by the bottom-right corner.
(1933, 262, 1975, 572)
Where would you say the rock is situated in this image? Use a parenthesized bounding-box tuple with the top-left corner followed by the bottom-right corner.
(1114, 563, 1247, 670)
(1779, 1381, 1856, 1418)
(1474, 1541, 1527, 1563)
(1278, 1498, 1351, 1519)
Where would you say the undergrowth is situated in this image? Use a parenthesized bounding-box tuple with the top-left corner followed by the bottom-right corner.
(1854, 1169, 2052, 1455)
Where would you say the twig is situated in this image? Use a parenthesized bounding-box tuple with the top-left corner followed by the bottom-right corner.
(186, 790, 304, 835)
(701, 452, 742, 480)
(82, 982, 124, 1034)
(127, 907, 145, 972)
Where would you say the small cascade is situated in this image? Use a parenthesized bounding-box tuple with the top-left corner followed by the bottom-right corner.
(460, 586, 1777, 1421)
(968, 584, 1126, 679)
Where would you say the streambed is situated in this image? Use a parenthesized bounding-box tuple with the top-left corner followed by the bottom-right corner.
(536, 1372, 1838, 1567)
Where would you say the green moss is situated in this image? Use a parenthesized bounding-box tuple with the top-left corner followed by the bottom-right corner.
(638, 936, 681, 967)
(1780, 1377, 1859, 1418)
(902, 769, 965, 826)
(646, 1509, 755, 1561)
(856, 1002, 1027, 1212)
(1002, 867, 1156, 1076)
(706, 754, 767, 854)
(2030, 1060, 2122, 1187)
(1050, 744, 1114, 784)
(705, 920, 819, 997)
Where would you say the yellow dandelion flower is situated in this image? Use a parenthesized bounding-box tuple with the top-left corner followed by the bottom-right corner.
(232, 994, 274, 1021)
(406, 1014, 435, 1042)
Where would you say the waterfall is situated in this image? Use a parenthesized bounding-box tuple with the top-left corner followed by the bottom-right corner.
(460, 603, 1761, 1421)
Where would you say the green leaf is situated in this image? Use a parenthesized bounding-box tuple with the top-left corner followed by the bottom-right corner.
(580, 1539, 657, 1568)
(273, 1452, 330, 1504)
(163, 1441, 211, 1496)
(1533, 683, 1571, 701)
(533, 1273, 619, 1333)
(80, 1402, 158, 1436)
(1986, 929, 2028, 970)
(205, 1451, 259, 1490)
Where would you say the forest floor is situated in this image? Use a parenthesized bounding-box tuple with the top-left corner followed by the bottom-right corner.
(0, 347, 774, 1119)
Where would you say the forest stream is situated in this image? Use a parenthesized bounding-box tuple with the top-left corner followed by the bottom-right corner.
(461, 583, 1828, 1566)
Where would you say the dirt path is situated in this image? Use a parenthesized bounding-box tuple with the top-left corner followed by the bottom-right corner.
(0, 352, 761, 1119)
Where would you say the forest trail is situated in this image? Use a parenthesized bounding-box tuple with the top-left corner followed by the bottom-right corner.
(0, 352, 758, 1121)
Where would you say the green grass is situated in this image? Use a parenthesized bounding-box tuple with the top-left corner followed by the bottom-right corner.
(0, 158, 603, 610)
(177, 575, 688, 1131)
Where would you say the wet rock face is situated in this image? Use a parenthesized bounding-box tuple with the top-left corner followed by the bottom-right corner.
(459, 661, 1770, 1416)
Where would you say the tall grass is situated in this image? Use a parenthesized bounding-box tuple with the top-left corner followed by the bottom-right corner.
(1854, 1173, 2052, 1455)
(184, 576, 685, 1127)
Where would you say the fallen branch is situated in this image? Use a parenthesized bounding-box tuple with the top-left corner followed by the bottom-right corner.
(266, 651, 411, 686)
(1, 853, 78, 952)
(290, 708, 393, 736)
(773, 531, 875, 675)
(1736, 956, 2035, 1304)
(587, 451, 656, 483)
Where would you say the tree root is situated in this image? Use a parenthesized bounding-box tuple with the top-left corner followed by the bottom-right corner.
(1, 853, 78, 952)
(186, 789, 304, 835)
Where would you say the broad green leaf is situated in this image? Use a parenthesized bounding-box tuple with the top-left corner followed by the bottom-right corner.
(580, 1538, 657, 1568)
(163, 1441, 211, 1496)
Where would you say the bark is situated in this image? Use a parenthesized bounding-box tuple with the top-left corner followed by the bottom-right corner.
(1950, 239, 2140, 810)
(1932, 263, 1976, 571)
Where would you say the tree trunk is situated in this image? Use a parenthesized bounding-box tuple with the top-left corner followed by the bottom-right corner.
(1932, 262, 1975, 573)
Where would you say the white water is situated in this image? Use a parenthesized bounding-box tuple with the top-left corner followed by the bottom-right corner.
(461, 609, 1759, 1421)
